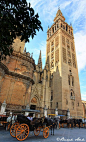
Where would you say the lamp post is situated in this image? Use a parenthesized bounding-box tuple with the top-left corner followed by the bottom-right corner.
(44, 105, 47, 117)
(55, 107, 58, 116)
(0, 100, 6, 115)
(25, 104, 30, 116)
(67, 108, 70, 119)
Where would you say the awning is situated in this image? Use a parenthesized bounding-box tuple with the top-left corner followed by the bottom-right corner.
(48, 114, 56, 116)
(57, 115, 65, 116)
(22, 109, 40, 113)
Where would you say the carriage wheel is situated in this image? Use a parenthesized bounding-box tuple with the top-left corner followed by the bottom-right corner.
(34, 127, 40, 136)
(43, 127, 49, 138)
(10, 122, 19, 137)
(16, 124, 29, 141)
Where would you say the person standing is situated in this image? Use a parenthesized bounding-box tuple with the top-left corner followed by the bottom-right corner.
(78, 119, 80, 128)
(71, 119, 73, 129)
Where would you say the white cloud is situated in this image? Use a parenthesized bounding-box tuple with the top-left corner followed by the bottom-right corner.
(27, 0, 73, 23)
(27, 40, 46, 66)
(81, 93, 86, 101)
(70, 0, 86, 24)
(39, 41, 46, 58)
(74, 31, 86, 72)
(32, 40, 46, 58)
(27, 0, 86, 24)
(81, 86, 86, 89)
(60, 1, 71, 9)
(27, 0, 42, 8)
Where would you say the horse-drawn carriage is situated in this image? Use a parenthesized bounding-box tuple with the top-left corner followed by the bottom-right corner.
(10, 109, 51, 141)
(0, 115, 8, 128)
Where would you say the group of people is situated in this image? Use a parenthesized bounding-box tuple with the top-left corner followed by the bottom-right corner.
(59, 118, 82, 129)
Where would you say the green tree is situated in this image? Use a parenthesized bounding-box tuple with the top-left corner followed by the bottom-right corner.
(0, 0, 43, 60)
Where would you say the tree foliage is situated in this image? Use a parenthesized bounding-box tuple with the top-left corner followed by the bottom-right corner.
(0, 0, 43, 60)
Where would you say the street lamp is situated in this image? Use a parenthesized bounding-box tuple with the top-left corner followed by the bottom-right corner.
(44, 105, 47, 117)
(55, 107, 58, 116)
(67, 108, 70, 119)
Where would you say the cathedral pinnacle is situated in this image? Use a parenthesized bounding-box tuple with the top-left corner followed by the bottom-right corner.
(58, 5, 60, 10)
(39, 50, 41, 59)
(54, 8, 65, 22)
(47, 26, 49, 31)
(45, 56, 50, 71)
(38, 50, 42, 70)
(24, 47, 26, 53)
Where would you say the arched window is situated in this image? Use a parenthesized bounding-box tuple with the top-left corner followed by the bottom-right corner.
(52, 27, 54, 33)
(71, 92, 72, 96)
(66, 25, 68, 31)
(63, 25, 65, 29)
(56, 102, 58, 108)
(68, 75, 70, 85)
(61, 23, 62, 27)
(55, 26, 56, 30)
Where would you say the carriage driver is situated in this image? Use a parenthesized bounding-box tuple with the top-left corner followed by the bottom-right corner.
(27, 115, 33, 121)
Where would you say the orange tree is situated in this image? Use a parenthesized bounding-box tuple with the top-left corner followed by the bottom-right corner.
(0, 0, 43, 60)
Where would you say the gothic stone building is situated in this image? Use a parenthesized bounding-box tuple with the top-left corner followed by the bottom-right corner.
(0, 9, 83, 118)
(0, 37, 35, 112)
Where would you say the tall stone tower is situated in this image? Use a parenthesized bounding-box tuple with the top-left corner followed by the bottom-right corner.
(46, 9, 83, 118)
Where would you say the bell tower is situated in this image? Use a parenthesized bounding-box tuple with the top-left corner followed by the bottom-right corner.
(46, 9, 83, 118)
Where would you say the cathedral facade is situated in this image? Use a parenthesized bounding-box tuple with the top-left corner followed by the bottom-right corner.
(0, 9, 83, 118)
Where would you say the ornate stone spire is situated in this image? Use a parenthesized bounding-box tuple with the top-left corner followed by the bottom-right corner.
(54, 8, 65, 22)
(24, 47, 26, 53)
(38, 50, 42, 70)
(45, 56, 50, 70)
(47, 26, 49, 31)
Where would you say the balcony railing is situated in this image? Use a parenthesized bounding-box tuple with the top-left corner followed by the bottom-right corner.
(70, 96, 75, 100)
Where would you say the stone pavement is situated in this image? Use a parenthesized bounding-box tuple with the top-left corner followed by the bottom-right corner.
(0, 126, 86, 142)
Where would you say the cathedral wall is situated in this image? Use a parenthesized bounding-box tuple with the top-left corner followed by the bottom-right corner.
(0, 74, 31, 107)
(45, 81, 51, 109)
(61, 63, 77, 117)
(53, 69, 62, 110)
(61, 62, 83, 117)
(2, 53, 34, 80)
(0, 51, 35, 111)
(73, 68, 83, 117)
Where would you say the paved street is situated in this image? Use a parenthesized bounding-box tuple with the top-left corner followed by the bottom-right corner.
(0, 126, 86, 142)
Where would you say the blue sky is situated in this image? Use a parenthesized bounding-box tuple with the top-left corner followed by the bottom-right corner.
(25, 0, 86, 101)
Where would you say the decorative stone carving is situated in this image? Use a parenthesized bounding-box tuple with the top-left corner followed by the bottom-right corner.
(31, 97, 37, 103)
